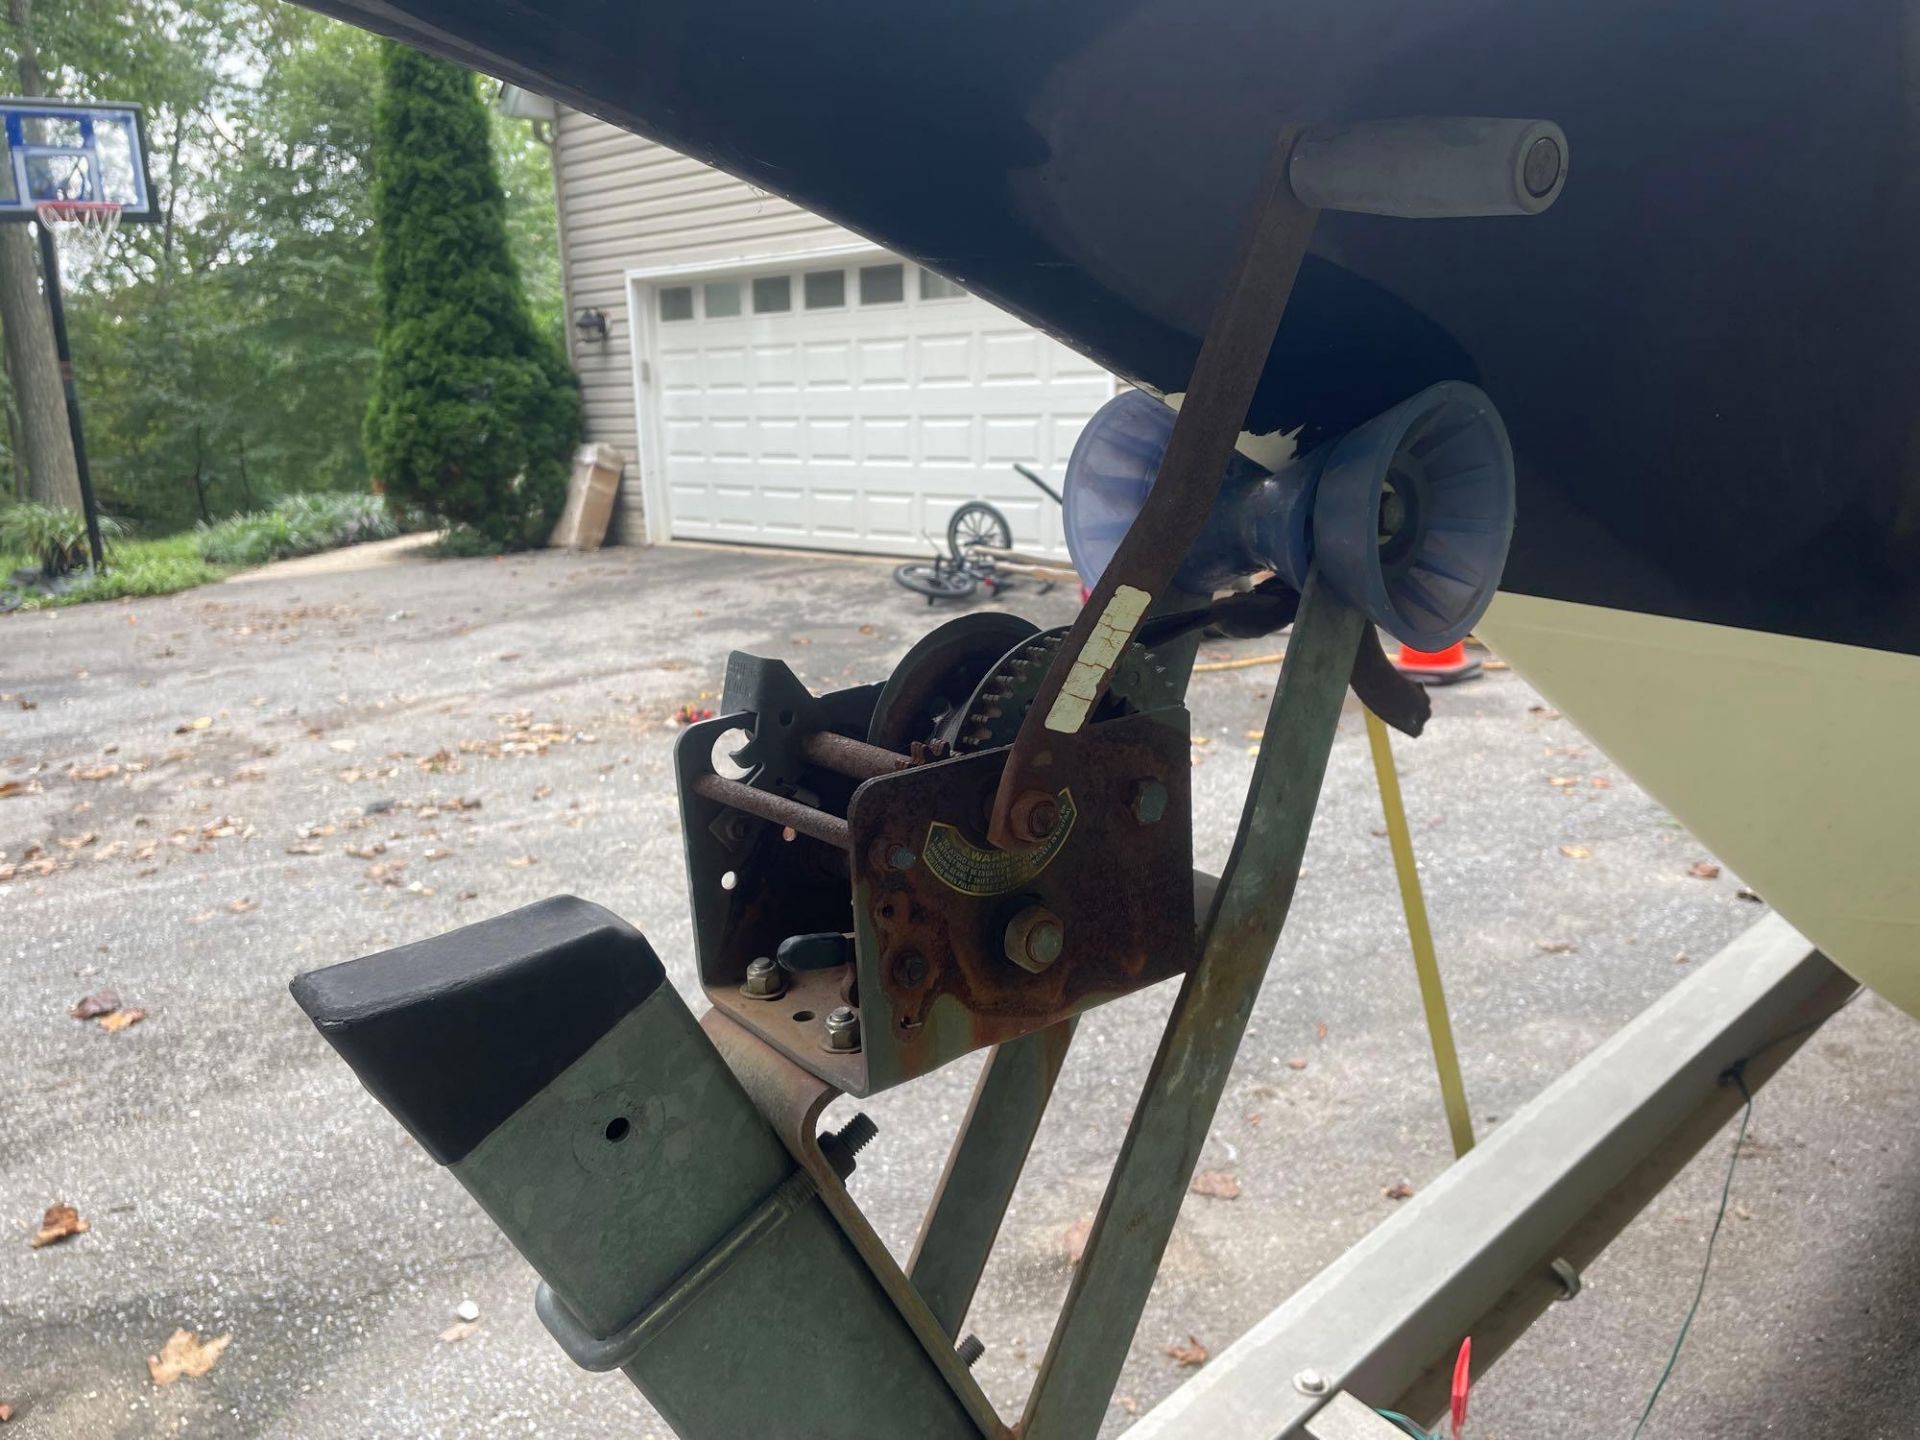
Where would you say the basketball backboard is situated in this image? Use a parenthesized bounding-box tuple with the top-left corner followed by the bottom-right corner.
(0, 96, 156, 222)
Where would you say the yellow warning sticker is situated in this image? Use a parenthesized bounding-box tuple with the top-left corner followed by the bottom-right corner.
(922, 790, 1076, 896)
(1045, 585, 1150, 733)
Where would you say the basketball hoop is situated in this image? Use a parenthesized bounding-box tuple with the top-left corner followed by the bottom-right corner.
(35, 199, 124, 272)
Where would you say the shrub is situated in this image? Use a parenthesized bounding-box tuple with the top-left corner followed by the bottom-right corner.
(0, 502, 127, 579)
(362, 43, 580, 550)
(194, 492, 409, 567)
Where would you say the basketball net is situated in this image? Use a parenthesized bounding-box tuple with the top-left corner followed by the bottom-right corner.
(35, 199, 123, 274)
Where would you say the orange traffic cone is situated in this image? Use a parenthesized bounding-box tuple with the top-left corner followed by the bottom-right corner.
(1392, 639, 1482, 685)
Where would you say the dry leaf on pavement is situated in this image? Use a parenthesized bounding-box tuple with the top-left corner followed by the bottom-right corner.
(175, 717, 213, 734)
(227, 897, 257, 914)
(0, 1399, 13, 1421)
(531, 784, 553, 801)
(1687, 861, 1721, 879)
(1062, 1217, 1093, 1265)
(1286, 1057, 1308, 1071)
(1190, 1171, 1242, 1200)
(1536, 940, 1578, 955)
(99, 1008, 147, 1034)
(30, 1203, 89, 1248)
(1165, 1335, 1209, 1368)
(1383, 1181, 1417, 1201)
(70, 989, 122, 1020)
(439, 1320, 482, 1343)
(1558, 844, 1592, 860)
(507, 854, 537, 868)
(147, 1328, 231, 1385)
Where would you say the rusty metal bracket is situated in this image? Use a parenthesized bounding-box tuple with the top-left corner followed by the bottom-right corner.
(988, 129, 1320, 851)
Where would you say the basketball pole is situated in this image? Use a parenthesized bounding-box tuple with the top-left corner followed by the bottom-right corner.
(34, 220, 106, 571)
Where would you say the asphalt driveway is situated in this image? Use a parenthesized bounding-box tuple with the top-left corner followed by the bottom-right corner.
(2, 543, 1915, 1438)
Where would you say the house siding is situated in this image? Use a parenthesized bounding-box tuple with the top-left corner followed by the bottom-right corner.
(552, 108, 853, 535)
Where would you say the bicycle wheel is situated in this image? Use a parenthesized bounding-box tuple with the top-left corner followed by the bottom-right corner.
(947, 501, 1013, 559)
(894, 561, 979, 602)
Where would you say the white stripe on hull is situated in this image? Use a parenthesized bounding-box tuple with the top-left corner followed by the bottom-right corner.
(1477, 592, 1920, 1020)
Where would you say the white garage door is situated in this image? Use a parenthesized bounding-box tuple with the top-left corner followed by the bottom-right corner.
(641, 255, 1115, 557)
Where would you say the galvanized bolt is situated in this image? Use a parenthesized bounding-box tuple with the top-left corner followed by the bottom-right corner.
(824, 1004, 862, 1052)
(888, 844, 919, 871)
(892, 951, 929, 989)
(742, 956, 786, 999)
(1009, 789, 1060, 842)
(1549, 1256, 1582, 1301)
(1292, 1368, 1330, 1397)
(1004, 904, 1065, 974)
(1129, 778, 1169, 825)
(956, 1334, 985, 1368)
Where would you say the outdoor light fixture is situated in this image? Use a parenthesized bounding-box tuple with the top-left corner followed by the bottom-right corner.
(573, 307, 609, 342)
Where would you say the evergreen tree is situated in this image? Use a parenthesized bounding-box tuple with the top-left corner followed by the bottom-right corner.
(363, 41, 579, 548)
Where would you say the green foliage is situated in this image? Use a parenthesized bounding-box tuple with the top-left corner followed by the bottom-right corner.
(4, 532, 223, 608)
(194, 491, 410, 567)
(364, 43, 580, 551)
(4, 2, 570, 537)
(0, 501, 126, 577)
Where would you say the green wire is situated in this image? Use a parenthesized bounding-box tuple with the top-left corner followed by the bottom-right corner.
(1628, 1066, 1754, 1439)
(1373, 1409, 1439, 1438)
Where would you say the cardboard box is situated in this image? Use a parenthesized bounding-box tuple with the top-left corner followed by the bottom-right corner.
(548, 443, 626, 550)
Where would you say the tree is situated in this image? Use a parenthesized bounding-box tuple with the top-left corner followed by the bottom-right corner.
(0, 0, 82, 510)
(362, 42, 578, 549)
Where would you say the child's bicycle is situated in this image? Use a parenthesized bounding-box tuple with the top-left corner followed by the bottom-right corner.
(892, 464, 1063, 604)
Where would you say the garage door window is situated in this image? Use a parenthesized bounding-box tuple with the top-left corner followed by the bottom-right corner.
(859, 263, 905, 306)
(752, 275, 792, 313)
(919, 268, 964, 301)
(803, 269, 846, 309)
(659, 285, 694, 322)
(703, 280, 742, 318)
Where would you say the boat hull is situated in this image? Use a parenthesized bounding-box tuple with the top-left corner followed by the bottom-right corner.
(304, 0, 1920, 1015)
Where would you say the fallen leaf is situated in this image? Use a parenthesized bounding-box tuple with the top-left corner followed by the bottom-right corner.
(1063, 1217, 1093, 1265)
(227, 897, 257, 913)
(1558, 844, 1592, 860)
(1315, 1021, 1329, 1040)
(1244, 729, 1265, 742)
(1190, 1171, 1242, 1200)
(1675, 950, 1691, 965)
(1687, 861, 1722, 880)
(70, 989, 122, 1020)
(1481, 658, 1510, 672)
(1117, 1396, 1139, 1417)
(507, 854, 537, 868)
(1590, 776, 1613, 789)
(327, 739, 356, 753)
(439, 1320, 482, 1343)
(0, 1400, 13, 1421)
(0, 780, 31, 798)
(175, 716, 213, 734)
(1383, 1181, 1417, 1202)
(1547, 775, 1578, 788)
(1736, 886, 1763, 903)
(531, 783, 553, 801)
(1286, 1057, 1309, 1071)
(56, 832, 98, 852)
(1165, 1335, 1209, 1368)
(71, 764, 120, 782)
(345, 842, 386, 860)
(98, 1008, 147, 1033)
(858, 623, 877, 636)
(1536, 940, 1578, 955)
(30, 1202, 89, 1248)
(423, 848, 451, 861)
(284, 842, 324, 856)
(187, 910, 214, 924)
(147, 1329, 231, 1385)
(1528, 704, 1560, 719)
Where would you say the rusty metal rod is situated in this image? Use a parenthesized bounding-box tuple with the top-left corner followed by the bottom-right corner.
(690, 774, 851, 850)
(800, 730, 914, 781)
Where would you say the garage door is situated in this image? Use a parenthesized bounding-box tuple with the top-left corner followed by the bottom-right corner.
(644, 256, 1115, 557)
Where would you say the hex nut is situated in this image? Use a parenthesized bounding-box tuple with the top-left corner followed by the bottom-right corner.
(742, 956, 786, 999)
(1004, 905, 1065, 974)
(824, 1004, 862, 1052)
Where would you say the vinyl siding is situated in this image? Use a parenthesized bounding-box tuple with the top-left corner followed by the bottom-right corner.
(552, 108, 852, 535)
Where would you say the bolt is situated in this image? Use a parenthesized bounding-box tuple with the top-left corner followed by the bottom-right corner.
(742, 956, 786, 999)
(1004, 904, 1065, 974)
(824, 1004, 862, 1052)
(1009, 789, 1060, 842)
(892, 951, 929, 989)
(956, 1334, 985, 1368)
(819, 1112, 877, 1178)
(888, 844, 919, 871)
(1523, 134, 1563, 198)
(1549, 1256, 1582, 1301)
(1128, 778, 1169, 825)
(1292, 1368, 1330, 1397)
